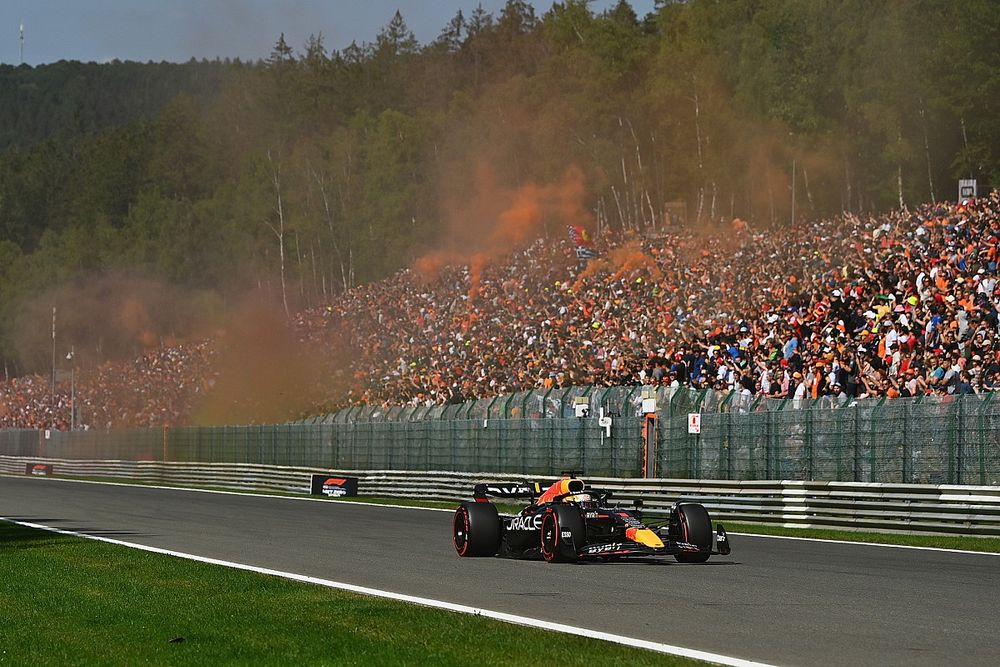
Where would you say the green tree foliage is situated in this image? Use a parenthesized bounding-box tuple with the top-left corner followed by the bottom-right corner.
(0, 0, 997, 370)
(0, 59, 231, 151)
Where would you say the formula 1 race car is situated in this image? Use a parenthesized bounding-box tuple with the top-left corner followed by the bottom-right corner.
(453, 477, 731, 563)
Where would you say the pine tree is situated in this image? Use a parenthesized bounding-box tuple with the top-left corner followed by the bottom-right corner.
(376, 11, 419, 58)
(268, 33, 295, 67)
(435, 10, 466, 53)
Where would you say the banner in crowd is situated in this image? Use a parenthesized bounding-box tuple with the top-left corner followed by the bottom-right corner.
(568, 225, 599, 261)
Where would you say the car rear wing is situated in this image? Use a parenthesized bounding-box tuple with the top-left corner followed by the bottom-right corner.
(473, 482, 541, 501)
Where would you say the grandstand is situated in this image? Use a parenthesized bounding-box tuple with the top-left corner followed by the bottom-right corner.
(2, 191, 999, 430)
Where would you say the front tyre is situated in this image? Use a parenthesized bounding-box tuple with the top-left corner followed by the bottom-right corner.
(540, 504, 584, 562)
(453, 502, 501, 557)
(673, 502, 713, 563)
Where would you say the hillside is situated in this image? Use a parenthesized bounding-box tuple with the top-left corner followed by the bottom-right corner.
(0, 0, 997, 381)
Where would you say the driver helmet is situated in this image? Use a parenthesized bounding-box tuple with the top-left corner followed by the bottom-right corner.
(565, 492, 598, 509)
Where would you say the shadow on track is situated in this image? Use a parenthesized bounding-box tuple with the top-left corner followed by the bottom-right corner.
(1, 518, 153, 543)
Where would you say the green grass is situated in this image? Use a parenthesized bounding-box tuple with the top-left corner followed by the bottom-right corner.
(0, 521, 698, 666)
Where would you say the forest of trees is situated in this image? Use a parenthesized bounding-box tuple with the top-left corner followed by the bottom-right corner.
(0, 0, 997, 374)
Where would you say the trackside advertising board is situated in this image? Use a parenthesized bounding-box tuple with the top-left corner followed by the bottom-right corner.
(310, 474, 359, 498)
(26, 463, 54, 476)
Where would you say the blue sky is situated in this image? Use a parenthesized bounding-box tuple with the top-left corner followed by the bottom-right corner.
(1, 1, 657, 66)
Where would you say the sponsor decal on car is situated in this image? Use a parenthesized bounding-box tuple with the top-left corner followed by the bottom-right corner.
(583, 543, 625, 554)
(487, 484, 533, 496)
(473, 482, 540, 499)
(508, 514, 543, 531)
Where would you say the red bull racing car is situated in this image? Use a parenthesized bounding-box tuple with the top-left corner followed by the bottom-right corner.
(453, 477, 731, 562)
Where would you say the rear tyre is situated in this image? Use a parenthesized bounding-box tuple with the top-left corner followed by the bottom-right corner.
(540, 504, 585, 562)
(453, 502, 501, 557)
(673, 502, 713, 563)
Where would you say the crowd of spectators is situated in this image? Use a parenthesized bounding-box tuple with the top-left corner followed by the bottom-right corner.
(0, 342, 215, 430)
(2, 190, 1000, 429)
(306, 189, 1000, 409)
(0, 374, 71, 430)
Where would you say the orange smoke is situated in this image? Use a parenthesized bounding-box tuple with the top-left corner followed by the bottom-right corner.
(494, 183, 542, 247)
(468, 253, 488, 302)
(414, 252, 450, 282)
(192, 298, 337, 425)
(574, 240, 661, 289)
(415, 163, 595, 296)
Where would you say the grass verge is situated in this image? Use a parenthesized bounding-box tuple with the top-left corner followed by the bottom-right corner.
(0, 521, 699, 666)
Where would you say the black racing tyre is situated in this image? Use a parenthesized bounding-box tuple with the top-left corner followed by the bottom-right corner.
(453, 502, 501, 557)
(673, 502, 713, 563)
(539, 504, 585, 563)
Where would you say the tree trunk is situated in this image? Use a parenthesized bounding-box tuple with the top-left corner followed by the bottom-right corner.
(844, 157, 852, 213)
(266, 150, 290, 320)
(803, 167, 815, 213)
(897, 163, 904, 211)
(692, 90, 704, 171)
(311, 166, 349, 293)
(919, 104, 935, 202)
(611, 185, 626, 231)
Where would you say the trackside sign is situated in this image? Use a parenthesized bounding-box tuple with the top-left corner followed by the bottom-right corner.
(688, 413, 702, 434)
(310, 474, 359, 498)
(26, 463, 54, 476)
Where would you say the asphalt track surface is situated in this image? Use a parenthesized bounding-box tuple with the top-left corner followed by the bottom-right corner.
(3, 477, 999, 666)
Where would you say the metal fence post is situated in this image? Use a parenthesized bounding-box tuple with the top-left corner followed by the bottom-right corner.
(870, 397, 886, 482)
(501, 393, 515, 419)
(902, 399, 912, 484)
(718, 415, 728, 481)
(449, 409, 457, 472)
(834, 397, 850, 481)
(621, 386, 638, 416)
(959, 395, 968, 485)
(806, 398, 820, 481)
(690, 387, 709, 478)
(768, 399, 789, 480)
(540, 387, 553, 417)
(718, 391, 737, 477)
(949, 397, 961, 485)
(978, 393, 994, 486)
(852, 401, 861, 482)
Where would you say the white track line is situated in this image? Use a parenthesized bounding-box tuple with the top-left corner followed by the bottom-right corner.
(726, 531, 1000, 556)
(1, 516, 773, 667)
(9, 475, 999, 556)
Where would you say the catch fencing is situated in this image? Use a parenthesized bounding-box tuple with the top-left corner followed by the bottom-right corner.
(1, 388, 999, 484)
